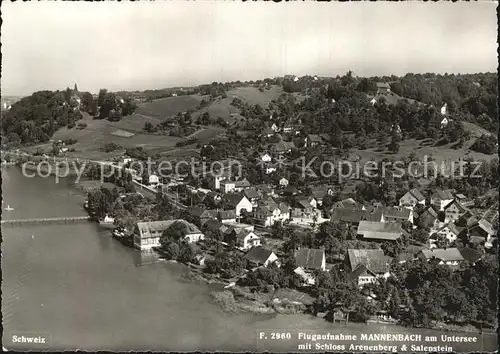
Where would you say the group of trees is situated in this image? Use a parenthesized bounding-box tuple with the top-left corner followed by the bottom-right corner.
(96, 89, 137, 121)
(470, 135, 498, 155)
(159, 221, 199, 263)
(1, 90, 83, 146)
(388, 255, 498, 327)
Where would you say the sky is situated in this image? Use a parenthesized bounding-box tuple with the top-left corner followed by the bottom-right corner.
(1, 1, 497, 96)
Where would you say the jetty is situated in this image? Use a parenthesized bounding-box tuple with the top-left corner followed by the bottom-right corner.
(1, 216, 91, 227)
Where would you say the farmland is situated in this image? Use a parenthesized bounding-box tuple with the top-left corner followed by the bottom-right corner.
(135, 95, 203, 118)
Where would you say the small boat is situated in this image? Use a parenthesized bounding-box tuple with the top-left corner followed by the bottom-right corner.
(4, 205, 14, 211)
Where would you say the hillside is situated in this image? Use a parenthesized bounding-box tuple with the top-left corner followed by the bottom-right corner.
(3, 72, 497, 163)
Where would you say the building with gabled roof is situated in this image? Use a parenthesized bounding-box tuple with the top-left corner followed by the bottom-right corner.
(345, 249, 392, 287)
(225, 193, 253, 217)
(431, 189, 454, 211)
(419, 248, 464, 267)
(133, 219, 204, 250)
(399, 188, 426, 209)
(357, 221, 402, 242)
(305, 134, 323, 148)
(433, 222, 465, 244)
(244, 246, 278, 267)
(295, 248, 326, 271)
(218, 210, 237, 224)
(443, 199, 468, 222)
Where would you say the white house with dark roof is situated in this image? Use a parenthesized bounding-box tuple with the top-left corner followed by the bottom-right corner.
(376, 82, 391, 95)
(431, 189, 454, 211)
(225, 194, 253, 217)
(305, 134, 323, 148)
(380, 207, 414, 224)
(261, 153, 272, 163)
(294, 248, 326, 285)
(399, 188, 426, 209)
(218, 210, 237, 224)
(243, 187, 261, 207)
(295, 248, 326, 271)
(133, 220, 204, 250)
(279, 177, 289, 187)
(345, 249, 392, 287)
(253, 202, 290, 227)
(244, 246, 278, 267)
(229, 229, 261, 250)
(433, 222, 465, 244)
(443, 199, 467, 222)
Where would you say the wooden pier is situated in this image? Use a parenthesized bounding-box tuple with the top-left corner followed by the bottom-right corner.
(1, 216, 91, 227)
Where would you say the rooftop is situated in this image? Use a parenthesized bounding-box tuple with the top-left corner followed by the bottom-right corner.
(295, 248, 325, 270)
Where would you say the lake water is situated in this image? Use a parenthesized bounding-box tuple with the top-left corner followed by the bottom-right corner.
(1, 166, 497, 351)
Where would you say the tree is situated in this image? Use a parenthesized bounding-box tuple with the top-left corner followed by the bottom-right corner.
(163, 242, 180, 260)
(97, 89, 108, 107)
(144, 122, 156, 133)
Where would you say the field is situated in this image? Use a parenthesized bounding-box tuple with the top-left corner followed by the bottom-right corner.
(227, 85, 283, 107)
(349, 135, 497, 179)
(135, 95, 203, 118)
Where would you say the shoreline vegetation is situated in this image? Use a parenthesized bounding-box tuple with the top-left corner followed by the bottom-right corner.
(159, 249, 495, 335)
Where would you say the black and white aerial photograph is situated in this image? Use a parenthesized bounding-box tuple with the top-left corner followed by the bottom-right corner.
(1, 1, 498, 352)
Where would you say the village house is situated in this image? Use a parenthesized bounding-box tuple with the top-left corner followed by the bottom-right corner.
(455, 194, 474, 208)
(194, 254, 214, 269)
(305, 134, 323, 148)
(289, 208, 323, 226)
(220, 177, 251, 193)
(262, 126, 275, 138)
(433, 222, 465, 244)
(296, 196, 318, 210)
(345, 249, 392, 287)
(212, 169, 232, 190)
(271, 123, 280, 132)
(255, 184, 277, 198)
(399, 188, 426, 209)
(133, 220, 204, 250)
(309, 185, 334, 207)
(420, 206, 440, 230)
(149, 174, 160, 186)
(443, 199, 468, 222)
(243, 187, 261, 207)
(467, 219, 496, 241)
(330, 208, 384, 226)
(271, 141, 295, 157)
(253, 202, 290, 227)
(380, 207, 414, 224)
(396, 245, 425, 264)
(331, 198, 361, 210)
(356, 221, 403, 242)
(233, 178, 251, 192)
(418, 248, 465, 268)
(279, 177, 289, 187)
(376, 82, 391, 95)
(260, 153, 272, 163)
(431, 189, 455, 211)
(218, 210, 237, 224)
(244, 246, 279, 268)
(440, 116, 449, 129)
(226, 229, 261, 250)
(188, 206, 218, 226)
(225, 194, 253, 217)
(294, 248, 326, 285)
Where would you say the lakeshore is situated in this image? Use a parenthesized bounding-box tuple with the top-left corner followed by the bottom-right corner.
(1, 167, 497, 351)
